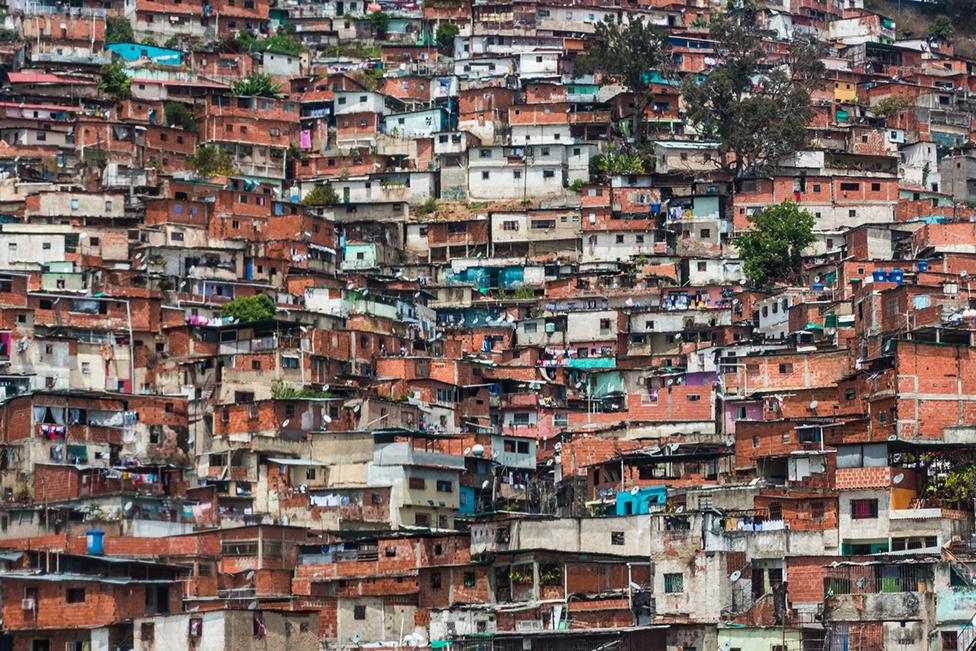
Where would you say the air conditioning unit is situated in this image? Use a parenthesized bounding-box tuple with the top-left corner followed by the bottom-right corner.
(21, 598, 35, 610)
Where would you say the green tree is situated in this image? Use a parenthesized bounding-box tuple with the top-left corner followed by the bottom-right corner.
(435, 22, 459, 50)
(302, 184, 340, 206)
(590, 144, 646, 179)
(231, 73, 281, 97)
(186, 145, 236, 178)
(164, 101, 197, 132)
(368, 11, 391, 39)
(928, 15, 956, 42)
(105, 16, 133, 44)
(97, 62, 132, 100)
(141, 36, 158, 46)
(682, 0, 824, 180)
(734, 201, 815, 286)
(575, 16, 672, 146)
(870, 94, 914, 119)
(222, 294, 276, 322)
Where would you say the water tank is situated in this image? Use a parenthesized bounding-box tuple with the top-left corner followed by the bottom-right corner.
(86, 530, 105, 555)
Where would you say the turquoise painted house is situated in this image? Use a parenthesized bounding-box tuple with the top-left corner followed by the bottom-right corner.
(105, 43, 183, 66)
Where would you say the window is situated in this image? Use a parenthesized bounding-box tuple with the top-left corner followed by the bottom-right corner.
(767, 502, 782, 521)
(811, 501, 825, 520)
(463, 571, 476, 588)
(66, 587, 85, 603)
(687, 394, 701, 401)
(282, 356, 299, 369)
(851, 498, 878, 519)
(414, 512, 430, 526)
(697, 261, 707, 272)
(840, 182, 860, 191)
(543, 170, 555, 179)
(871, 183, 881, 192)
(664, 573, 684, 593)
(778, 363, 793, 374)
(481, 171, 490, 180)
(503, 221, 518, 231)
(517, 441, 529, 454)
(408, 477, 425, 490)
(700, 229, 710, 238)
(610, 531, 624, 545)
(436, 480, 453, 493)
(430, 572, 442, 589)
(354, 605, 366, 620)
(513, 170, 522, 179)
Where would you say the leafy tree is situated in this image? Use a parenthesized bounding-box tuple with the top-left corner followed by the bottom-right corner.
(368, 11, 392, 39)
(870, 94, 914, 119)
(928, 15, 956, 42)
(682, 0, 824, 180)
(231, 73, 281, 97)
(435, 22, 459, 50)
(575, 16, 672, 146)
(734, 201, 815, 286)
(222, 294, 276, 322)
(141, 36, 158, 46)
(97, 62, 132, 99)
(164, 36, 180, 49)
(590, 144, 646, 179)
(186, 145, 236, 178)
(235, 29, 302, 55)
(353, 66, 384, 91)
(164, 101, 197, 132)
(105, 16, 133, 45)
(302, 184, 340, 206)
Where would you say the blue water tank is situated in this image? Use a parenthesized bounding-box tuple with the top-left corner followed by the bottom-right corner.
(86, 530, 105, 555)
(918, 260, 928, 273)
(890, 269, 904, 285)
(872, 270, 888, 282)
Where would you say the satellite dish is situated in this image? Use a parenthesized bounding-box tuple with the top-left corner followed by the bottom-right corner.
(471, 444, 485, 457)
(322, 385, 329, 392)
(353, 404, 361, 413)
(630, 486, 640, 496)
(282, 419, 290, 428)
(720, 642, 732, 651)
(553, 442, 562, 452)
(546, 458, 554, 466)
(730, 570, 742, 582)
(675, 505, 684, 513)
(122, 501, 133, 515)
(323, 413, 332, 424)
(726, 437, 735, 447)
(892, 453, 902, 463)
(888, 434, 897, 441)
(893, 473, 905, 484)
(245, 571, 254, 580)
(629, 581, 641, 590)
(809, 400, 818, 410)
(464, 447, 471, 455)
(855, 577, 866, 589)
(481, 480, 490, 489)
(247, 601, 258, 610)
(351, 633, 362, 644)
(668, 442, 680, 452)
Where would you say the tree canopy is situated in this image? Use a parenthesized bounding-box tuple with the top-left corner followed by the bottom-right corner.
(435, 23, 460, 51)
(222, 294, 276, 322)
(928, 15, 956, 42)
(105, 16, 133, 45)
(682, 0, 824, 180)
(575, 16, 673, 146)
(164, 101, 197, 132)
(302, 184, 340, 206)
(368, 11, 391, 39)
(97, 62, 132, 100)
(230, 73, 282, 97)
(186, 145, 236, 178)
(734, 201, 815, 286)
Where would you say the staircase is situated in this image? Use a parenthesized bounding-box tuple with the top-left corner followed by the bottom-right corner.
(943, 546, 976, 650)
